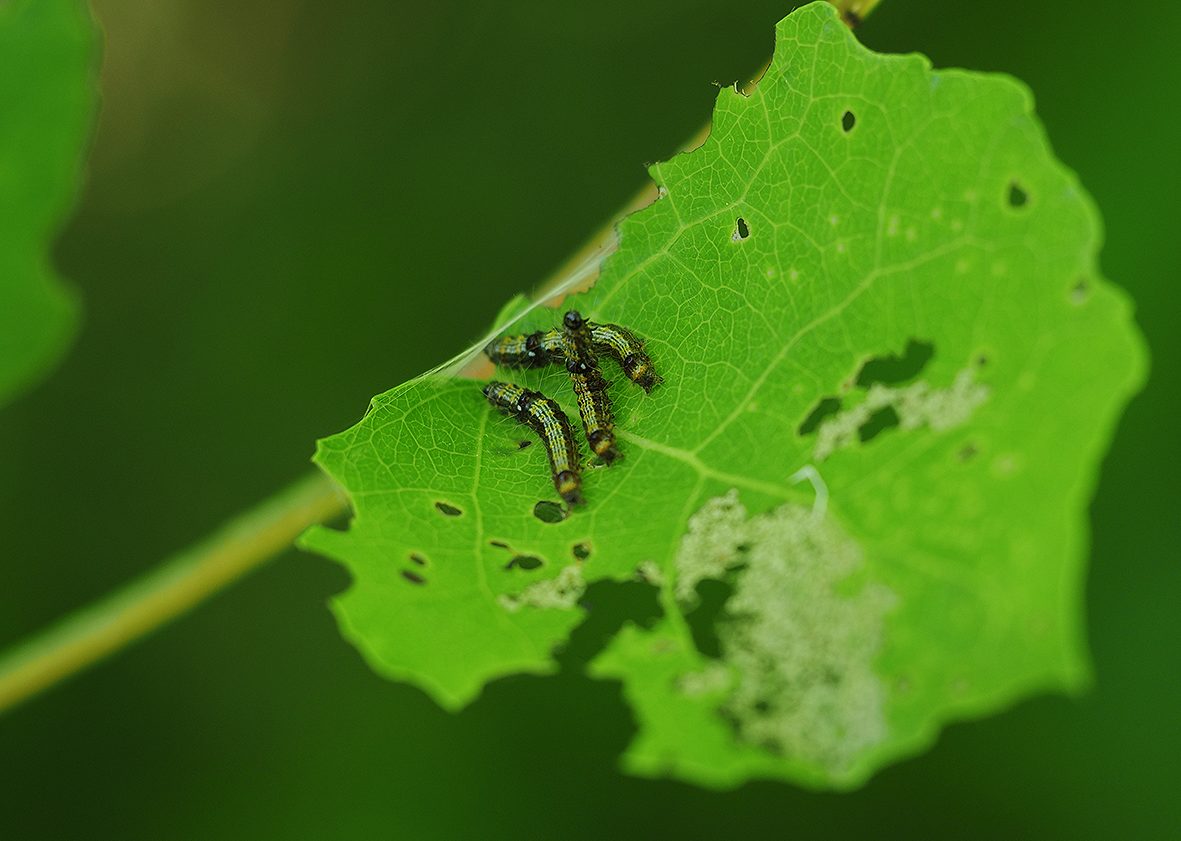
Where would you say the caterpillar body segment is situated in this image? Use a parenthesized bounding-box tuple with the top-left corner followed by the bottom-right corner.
(484, 330, 565, 369)
(572, 372, 619, 464)
(482, 381, 584, 505)
(483, 333, 541, 368)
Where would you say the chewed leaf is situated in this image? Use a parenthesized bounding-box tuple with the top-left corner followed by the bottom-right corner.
(0, 0, 96, 406)
(301, 2, 1146, 787)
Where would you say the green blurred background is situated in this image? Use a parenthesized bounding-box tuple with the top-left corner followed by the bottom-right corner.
(2, 0, 1177, 837)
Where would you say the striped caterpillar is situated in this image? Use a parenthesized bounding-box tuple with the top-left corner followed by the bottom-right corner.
(560, 310, 621, 464)
(482, 380, 584, 506)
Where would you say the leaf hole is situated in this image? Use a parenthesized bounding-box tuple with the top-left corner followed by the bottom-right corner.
(856, 339, 934, 387)
(572, 542, 592, 561)
(505, 554, 544, 571)
(858, 405, 901, 443)
(401, 570, 426, 585)
(841, 110, 855, 132)
(518, 440, 532, 449)
(731, 217, 750, 242)
(685, 578, 736, 659)
(489, 540, 510, 550)
(798, 396, 842, 436)
(533, 500, 568, 524)
(409, 553, 428, 566)
(434, 501, 463, 517)
(1007, 181, 1029, 208)
(554, 579, 662, 668)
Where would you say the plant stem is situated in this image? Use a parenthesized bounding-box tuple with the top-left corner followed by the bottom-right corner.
(0, 471, 347, 716)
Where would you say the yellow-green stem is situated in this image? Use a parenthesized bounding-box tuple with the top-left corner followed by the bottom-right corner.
(0, 471, 347, 716)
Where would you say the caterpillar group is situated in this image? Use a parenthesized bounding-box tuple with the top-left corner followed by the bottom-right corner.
(482, 310, 660, 506)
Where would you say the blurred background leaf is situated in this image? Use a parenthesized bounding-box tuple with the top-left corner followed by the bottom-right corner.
(0, 0, 1176, 838)
(0, 0, 95, 406)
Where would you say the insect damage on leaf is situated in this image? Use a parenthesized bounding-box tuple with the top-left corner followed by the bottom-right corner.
(499, 563, 586, 613)
(301, 1, 1146, 786)
(810, 367, 990, 460)
(675, 490, 895, 777)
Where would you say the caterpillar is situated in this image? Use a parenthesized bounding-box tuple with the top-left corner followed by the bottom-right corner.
(482, 329, 564, 369)
(485, 312, 660, 393)
(482, 380, 584, 506)
(561, 310, 621, 464)
(588, 321, 661, 393)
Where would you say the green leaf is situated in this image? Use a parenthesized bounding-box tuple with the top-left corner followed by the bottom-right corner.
(0, 0, 95, 406)
(302, 2, 1146, 788)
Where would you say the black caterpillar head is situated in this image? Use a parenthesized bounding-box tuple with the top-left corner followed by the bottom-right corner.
(563, 310, 586, 331)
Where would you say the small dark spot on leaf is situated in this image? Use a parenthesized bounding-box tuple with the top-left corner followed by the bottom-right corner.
(489, 540, 510, 550)
(506, 554, 544, 571)
(798, 396, 843, 436)
(841, 110, 855, 132)
(958, 443, 978, 462)
(977, 354, 989, 367)
(859, 405, 901, 443)
(856, 339, 934, 386)
(1071, 278, 1090, 305)
(572, 542, 591, 561)
(402, 570, 426, 585)
(732, 217, 750, 241)
(518, 440, 532, 449)
(434, 501, 462, 517)
(409, 553, 427, 566)
(1008, 181, 1029, 208)
(533, 500, 567, 524)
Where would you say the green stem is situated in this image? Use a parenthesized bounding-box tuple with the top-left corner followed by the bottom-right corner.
(0, 471, 348, 716)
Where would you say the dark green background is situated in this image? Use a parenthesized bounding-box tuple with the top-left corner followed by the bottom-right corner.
(2, 1, 1177, 837)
